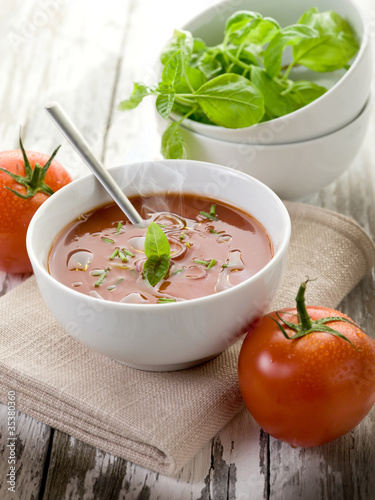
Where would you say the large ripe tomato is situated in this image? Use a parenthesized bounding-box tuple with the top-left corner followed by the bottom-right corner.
(0, 138, 72, 273)
(238, 281, 375, 448)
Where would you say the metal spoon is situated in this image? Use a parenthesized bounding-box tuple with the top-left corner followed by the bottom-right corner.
(44, 102, 145, 227)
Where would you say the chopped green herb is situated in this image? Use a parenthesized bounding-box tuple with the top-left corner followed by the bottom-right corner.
(102, 237, 115, 244)
(158, 297, 177, 303)
(200, 211, 218, 221)
(90, 269, 106, 277)
(110, 247, 132, 262)
(94, 267, 110, 287)
(118, 250, 128, 262)
(209, 229, 218, 234)
(194, 258, 217, 268)
(116, 222, 123, 234)
(185, 242, 191, 248)
(179, 232, 186, 241)
(122, 248, 135, 258)
(210, 204, 216, 217)
(194, 259, 208, 265)
(109, 248, 120, 260)
(173, 268, 184, 274)
(107, 277, 124, 291)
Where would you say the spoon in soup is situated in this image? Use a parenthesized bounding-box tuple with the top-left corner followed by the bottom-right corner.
(44, 102, 146, 227)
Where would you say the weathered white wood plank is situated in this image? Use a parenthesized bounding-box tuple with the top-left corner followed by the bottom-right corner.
(0, 404, 51, 500)
(0, 0, 132, 179)
(42, 427, 259, 500)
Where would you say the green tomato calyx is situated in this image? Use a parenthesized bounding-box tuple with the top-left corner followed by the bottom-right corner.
(269, 279, 358, 348)
(0, 134, 60, 200)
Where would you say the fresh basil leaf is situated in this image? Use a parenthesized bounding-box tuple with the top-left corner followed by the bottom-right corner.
(156, 93, 175, 119)
(157, 82, 172, 94)
(293, 9, 360, 72)
(197, 48, 224, 79)
(160, 29, 194, 66)
(144, 221, 170, 259)
(161, 122, 187, 159)
(177, 29, 194, 66)
(193, 73, 264, 128)
(143, 222, 171, 286)
(188, 110, 216, 125)
(243, 18, 280, 45)
(172, 102, 216, 125)
(264, 24, 319, 78)
(224, 11, 262, 44)
(190, 38, 208, 67)
(287, 80, 327, 107)
(193, 38, 207, 54)
(171, 100, 195, 117)
(226, 44, 260, 67)
(118, 83, 151, 110)
(225, 11, 279, 46)
(251, 66, 327, 118)
(143, 255, 170, 287)
(175, 66, 206, 93)
(250, 66, 298, 118)
(161, 50, 182, 88)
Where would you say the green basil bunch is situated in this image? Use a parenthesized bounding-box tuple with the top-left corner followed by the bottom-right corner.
(119, 8, 359, 159)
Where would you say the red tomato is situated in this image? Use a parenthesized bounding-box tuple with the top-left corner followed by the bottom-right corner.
(238, 282, 375, 448)
(0, 140, 72, 273)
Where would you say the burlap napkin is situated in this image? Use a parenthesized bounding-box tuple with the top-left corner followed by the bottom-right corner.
(0, 202, 374, 476)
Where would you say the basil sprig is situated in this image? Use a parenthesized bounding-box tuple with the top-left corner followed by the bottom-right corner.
(119, 8, 359, 159)
(143, 222, 171, 287)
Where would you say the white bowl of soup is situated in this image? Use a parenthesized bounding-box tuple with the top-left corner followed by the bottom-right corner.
(176, 0, 371, 145)
(27, 160, 291, 371)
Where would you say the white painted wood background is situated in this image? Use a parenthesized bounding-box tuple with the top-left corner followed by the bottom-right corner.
(0, 0, 375, 498)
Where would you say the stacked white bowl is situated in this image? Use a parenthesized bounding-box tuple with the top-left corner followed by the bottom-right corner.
(172, 0, 372, 200)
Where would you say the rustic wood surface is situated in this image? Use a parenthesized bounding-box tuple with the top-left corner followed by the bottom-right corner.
(0, 0, 374, 498)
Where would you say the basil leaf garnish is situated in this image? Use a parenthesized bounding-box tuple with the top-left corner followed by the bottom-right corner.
(143, 222, 171, 286)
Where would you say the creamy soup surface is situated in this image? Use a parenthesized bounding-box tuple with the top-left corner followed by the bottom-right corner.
(48, 194, 273, 303)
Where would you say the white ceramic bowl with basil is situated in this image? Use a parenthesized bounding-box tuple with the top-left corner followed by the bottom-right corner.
(172, 0, 371, 145)
(179, 95, 372, 201)
(27, 160, 291, 371)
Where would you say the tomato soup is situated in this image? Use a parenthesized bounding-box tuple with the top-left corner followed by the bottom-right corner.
(48, 194, 273, 303)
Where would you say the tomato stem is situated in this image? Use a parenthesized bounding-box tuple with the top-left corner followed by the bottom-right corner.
(0, 134, 60, 199)
(295, 280, 313, 330)
(268, 279, 360, 349)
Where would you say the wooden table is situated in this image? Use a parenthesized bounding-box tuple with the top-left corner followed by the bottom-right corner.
(1, 0, 374, 498)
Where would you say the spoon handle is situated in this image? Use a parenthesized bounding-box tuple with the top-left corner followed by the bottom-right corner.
(44, 102, 145, 227)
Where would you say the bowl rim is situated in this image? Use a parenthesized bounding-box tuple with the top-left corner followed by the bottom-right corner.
(179, 93, 372, 148)
(27, 160, 291, 311)
(177, 0, 369, 135)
